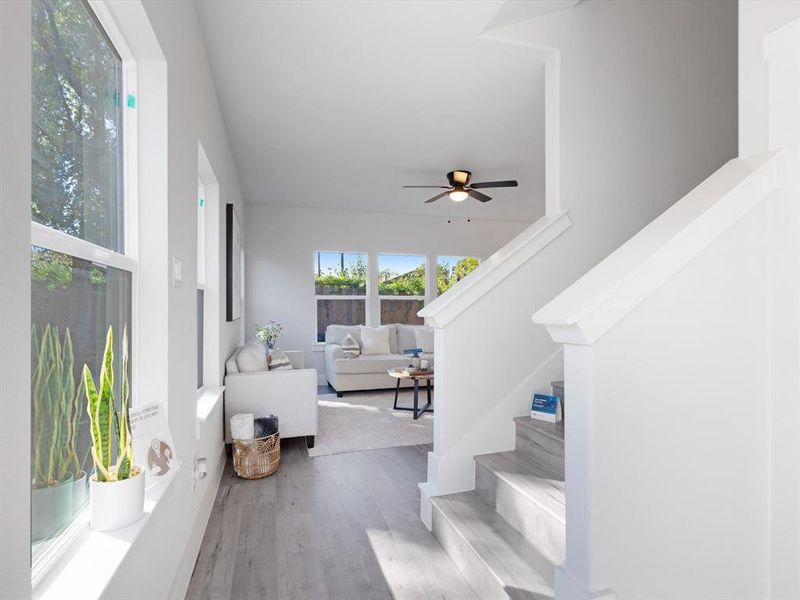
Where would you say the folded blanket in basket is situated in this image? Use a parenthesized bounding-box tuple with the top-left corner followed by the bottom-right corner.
(230, 413, 254, 440)
(254, 415, 279, 438)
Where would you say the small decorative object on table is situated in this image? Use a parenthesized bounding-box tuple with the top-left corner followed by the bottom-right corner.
(531, 393, 562, 423)
(403, 347, 423, 373)
(231, 413, 281, 479)
(255, 320, 283, 351)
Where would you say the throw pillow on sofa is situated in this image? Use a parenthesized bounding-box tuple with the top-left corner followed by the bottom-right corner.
(359, 325, 391, 355)
(341, 333, 361, 359)
(268, 349, 293, 371)
(414, 327, 434, 353)
(236, 341, 267, 372)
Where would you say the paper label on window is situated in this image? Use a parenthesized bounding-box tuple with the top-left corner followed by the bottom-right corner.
(130, 402, 178, 487)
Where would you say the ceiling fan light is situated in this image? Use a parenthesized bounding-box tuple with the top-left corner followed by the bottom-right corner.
(449, 190, 468, 202)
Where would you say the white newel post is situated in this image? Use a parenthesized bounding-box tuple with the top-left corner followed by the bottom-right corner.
(533, 155, 784, 598)
(763, 17, 800, 598)
(550, 343, 615, 600)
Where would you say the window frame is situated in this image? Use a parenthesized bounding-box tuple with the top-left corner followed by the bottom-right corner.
(30, 0, 139, 587)
(313, 250, 369, 341)
(377, 253, 426, 326)
(196, 179, 206, 391)
(197, 178, 206, 288)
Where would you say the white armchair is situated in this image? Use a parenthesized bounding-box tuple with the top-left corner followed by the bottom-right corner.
(224, 345, 318, 447)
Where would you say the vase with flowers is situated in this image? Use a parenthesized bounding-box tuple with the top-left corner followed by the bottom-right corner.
(255, 320, 283, 352)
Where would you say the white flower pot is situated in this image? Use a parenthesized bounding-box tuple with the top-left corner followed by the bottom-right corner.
(89, 467, 145, 531)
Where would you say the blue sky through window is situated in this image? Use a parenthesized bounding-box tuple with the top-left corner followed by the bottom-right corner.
(314, 252, 425, 276)
(438, 255, 467, 268)
(379, 254, 424, 276)
(315, 252, 365, 275)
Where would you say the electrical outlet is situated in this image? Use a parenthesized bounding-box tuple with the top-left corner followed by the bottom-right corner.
(192, 455, 208, 492)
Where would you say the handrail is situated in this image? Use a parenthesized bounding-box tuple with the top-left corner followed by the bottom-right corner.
(533, 152, 780, 345)
(419, 209, 572, 328)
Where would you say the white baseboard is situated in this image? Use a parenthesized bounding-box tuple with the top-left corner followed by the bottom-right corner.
(418, 481, 434, 530)
(555, 564, 616, 600)
(168, 448, 226, 600)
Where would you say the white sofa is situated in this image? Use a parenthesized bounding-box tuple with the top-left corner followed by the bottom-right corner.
(224, 341, 318, 447)
(324, 324, 434, 396)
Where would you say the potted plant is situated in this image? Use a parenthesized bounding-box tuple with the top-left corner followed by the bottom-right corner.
(83, 325, 144, 531)
(255, 320, 283, 351)
(31, 325, 85, 541)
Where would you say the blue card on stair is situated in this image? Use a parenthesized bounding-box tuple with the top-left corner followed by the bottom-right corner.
(531, 393, 562, 423)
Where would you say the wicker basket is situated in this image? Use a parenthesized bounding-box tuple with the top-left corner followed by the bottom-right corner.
(232, 433, 280, 479)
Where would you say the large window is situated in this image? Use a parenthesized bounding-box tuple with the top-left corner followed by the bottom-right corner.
(437, 255, 479, 295)
(32, 0, 124, 252)
(378, 254, 425, 325)
(31, 0, 134, 574)
(314, 252, 367, 342)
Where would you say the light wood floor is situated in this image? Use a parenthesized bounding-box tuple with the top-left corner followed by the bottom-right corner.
(185, 438, 477, 600)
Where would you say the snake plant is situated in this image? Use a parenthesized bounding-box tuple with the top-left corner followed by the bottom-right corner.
(31, 324, 83, 486)
(83, 325, 134, 482)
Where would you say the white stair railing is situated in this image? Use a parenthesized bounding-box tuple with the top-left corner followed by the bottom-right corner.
(417, 210, 571, 526)
(535, 151, 789, 600)
(531, 13, 798, 597)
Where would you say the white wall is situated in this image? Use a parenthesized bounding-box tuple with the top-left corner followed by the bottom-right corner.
(0, 1, 245, 598)
(244, 204, 527, 384)
(0, 2, 32, 598)
(532, 2, 798, 596)
(739, 0, 800, 157)
(584, 203, 771, 598)
(99, 2, 246, 599)
(740, 4, 800, 597)
(421, 0, 739, 500)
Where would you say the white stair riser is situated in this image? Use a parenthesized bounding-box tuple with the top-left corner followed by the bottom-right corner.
(431, 502, 509, 600)
(475, 462, 565, 566)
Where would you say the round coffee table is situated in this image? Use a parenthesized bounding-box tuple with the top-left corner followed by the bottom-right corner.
(387, 370, 434, 419)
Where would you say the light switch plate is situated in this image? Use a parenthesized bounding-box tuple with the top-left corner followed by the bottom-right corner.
(173, 256, 183, 288)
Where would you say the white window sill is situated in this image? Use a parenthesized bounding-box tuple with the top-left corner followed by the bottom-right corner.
(196, 386, 224, 423)
(33, 464, 182, 600)
(312, 342, 326, 352)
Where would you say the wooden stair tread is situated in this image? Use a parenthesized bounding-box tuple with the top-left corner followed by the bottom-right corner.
(431, 491, 556, 599)
(513, 416, 565, 443)
(475, 451, 565, 524)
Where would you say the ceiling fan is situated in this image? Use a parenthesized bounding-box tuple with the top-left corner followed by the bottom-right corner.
(403, 170, 518, 204)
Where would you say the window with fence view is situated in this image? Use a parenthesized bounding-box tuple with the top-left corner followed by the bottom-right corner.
(315, 252, 367, 342)
(30, 0, 132, 573)
(437, 256, 479, 295)
(379, 254, 425, 325)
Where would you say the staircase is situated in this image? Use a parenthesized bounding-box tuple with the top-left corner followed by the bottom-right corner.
(430, 417, 565, 600)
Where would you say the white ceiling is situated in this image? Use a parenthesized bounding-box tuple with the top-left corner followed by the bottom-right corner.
(197, 1, 547, 223)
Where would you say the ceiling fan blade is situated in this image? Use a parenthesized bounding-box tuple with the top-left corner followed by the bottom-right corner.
(425, 191, 451, 204)
(403, 185, 449, 189)
(469, 180, 518, 189)
(468, 189, 492, 203)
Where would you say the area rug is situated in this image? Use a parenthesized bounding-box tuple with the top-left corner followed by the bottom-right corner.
(307, 391, 433, 457)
